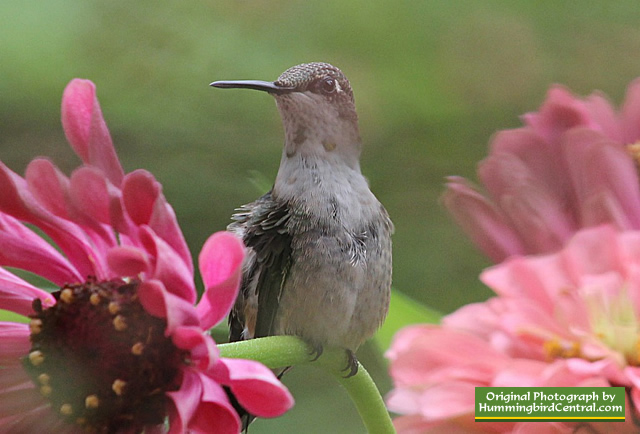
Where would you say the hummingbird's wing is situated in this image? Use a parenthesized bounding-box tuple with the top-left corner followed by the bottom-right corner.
(228, 190, 292, 340)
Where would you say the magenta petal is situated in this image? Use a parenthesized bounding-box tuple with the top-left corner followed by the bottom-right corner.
(69, 166, 113, 226)
(0, 322, 32, 364)
(61, 79, 124, 185)
(166, 368, 202, 434)
(0, 269, 55, 317)
(140, 227, 196, 303)
(106, 246, 151, 277)
(211, 357, 294, 418)
(172, 326, 219, 371)
(0, 213, 82, 286)
(196, 232, 245, 330)
(137, 280, 199, 335)
(122, 170, 160, 226)
(25, 159, 70, 219)
(189, 371, 241, 434)
(0, 162, 105, 280)
(122, 171, 193, 272)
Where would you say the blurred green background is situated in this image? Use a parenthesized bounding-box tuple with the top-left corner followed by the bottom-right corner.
(2, 1, 640, 432)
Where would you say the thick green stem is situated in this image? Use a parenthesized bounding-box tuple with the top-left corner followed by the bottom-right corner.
(218, 336, 396, 434)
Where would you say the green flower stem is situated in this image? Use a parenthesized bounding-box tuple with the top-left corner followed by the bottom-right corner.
(218, 336, 396, 434)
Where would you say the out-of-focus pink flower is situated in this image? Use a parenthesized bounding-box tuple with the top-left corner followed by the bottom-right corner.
(443, 79, 640, 262)
(0, 79, 293, 433)
(386, 225, 640, 433)
(386, 326, 609, 434)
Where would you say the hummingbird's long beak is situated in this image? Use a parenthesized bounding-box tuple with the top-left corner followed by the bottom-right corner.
(210, 80, 295, 95)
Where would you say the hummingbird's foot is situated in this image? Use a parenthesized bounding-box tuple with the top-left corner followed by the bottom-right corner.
(342, 350, 359, 378)
(308, 343, 324, 361)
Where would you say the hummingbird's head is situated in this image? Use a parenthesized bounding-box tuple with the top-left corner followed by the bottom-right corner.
(212, 63, 361, 162)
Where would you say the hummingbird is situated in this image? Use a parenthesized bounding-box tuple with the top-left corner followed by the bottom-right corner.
(211, 62, 393, 378)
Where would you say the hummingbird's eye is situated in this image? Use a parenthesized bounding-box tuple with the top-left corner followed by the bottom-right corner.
(319, 77, 336, 94)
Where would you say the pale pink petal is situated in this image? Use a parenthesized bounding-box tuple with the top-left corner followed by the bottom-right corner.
(584, 91, 622, 142)
(522, 85, 599, 143)
(562, 129, 640, 229)
(61, 79, 124, 185)
(197, 232, 245, 329)
(0, 269, 55, 316)
(442, 177, 525, 262)
(561, 225, 620, 277)
(485, 129, 571, 204)
(417, 381, 475, 420)
(210, 357, 294, 418)
(621, 77, 640, 142)
(387, 326, 506, 387)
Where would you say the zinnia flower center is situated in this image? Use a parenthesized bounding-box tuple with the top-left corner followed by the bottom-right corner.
(22, 277, 187, 433)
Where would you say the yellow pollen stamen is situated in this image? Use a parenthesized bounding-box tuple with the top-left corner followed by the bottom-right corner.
(85, 395, 100, 409)
(627, 142, 640, 166)
(60, 289, 74, 304)
(113, 315, 127, 331)
(543, 338, 581, 360)
(40, 385, 52, 396)
(90, 293, 101, 305)
(29, 350, 44, 366)
(112, 379, 126, 396)
(108, 302, 120, 315)
(38, 373, 50, 385)
(131, 342, 144, 356)
(60, 403, 73, 416)
(29, 319, 42, 335)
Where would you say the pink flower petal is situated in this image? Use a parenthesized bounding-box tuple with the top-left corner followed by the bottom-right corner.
(0, 268, 55, 317)
(140, 227, 196, 303)
(621, 77, 640, 143)
(189, 371, 241, 434)
(210, 357, 294, 418)
(61, 79, 124, 185)
(122, 170, 193, 272)
(172, 326, 219, 371)
(0, 322, 32, 363)
(442, 177, 525, 262)
(106, 245, 151, 277)
(0, 213, 82, 286)
(522, 85, 599, 143)
(137, 280, 199, 335)
(197, 232, 245, 329)
(166, 368, 203, 434)
(68, 166, 114, 226)
(0, 162, 106, 280)
(167, 368, 240, 434)
(25, 158, 70, 219)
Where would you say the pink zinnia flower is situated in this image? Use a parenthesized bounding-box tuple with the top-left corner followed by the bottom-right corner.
(0, 79, 293, 433)
(443, 79, 640, 262)
(386, 225, 640, 433)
